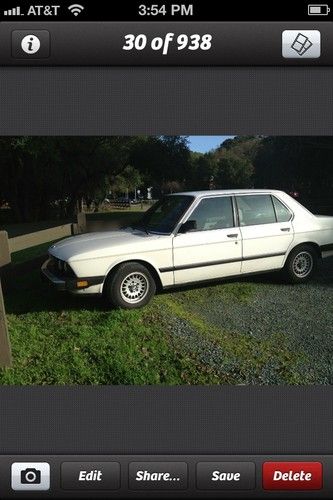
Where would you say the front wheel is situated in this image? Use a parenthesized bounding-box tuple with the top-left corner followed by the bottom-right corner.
(283, 245, 317, 283)
(104, 262, 156, 309)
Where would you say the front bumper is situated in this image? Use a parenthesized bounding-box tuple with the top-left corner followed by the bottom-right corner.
(41, 258, 104, 291)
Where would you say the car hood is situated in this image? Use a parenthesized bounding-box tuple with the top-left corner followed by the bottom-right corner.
(48, 229, 166, 262)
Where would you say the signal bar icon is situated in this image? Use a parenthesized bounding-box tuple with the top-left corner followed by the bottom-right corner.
(4, 6, 22, 15)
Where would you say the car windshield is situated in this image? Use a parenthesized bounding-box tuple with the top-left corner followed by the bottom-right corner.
(132, 195, 194, 234)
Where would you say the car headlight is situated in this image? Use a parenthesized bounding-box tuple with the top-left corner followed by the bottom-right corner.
(53, 258, 76, 277)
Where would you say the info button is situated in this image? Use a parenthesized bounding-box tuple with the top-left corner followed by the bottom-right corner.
(263, 462, 322, 490)
(61, 462, 120, 490)
(12, 30, 50, 59)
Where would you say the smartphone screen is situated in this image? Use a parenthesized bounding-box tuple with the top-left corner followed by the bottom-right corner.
(0, 1, 332, 498)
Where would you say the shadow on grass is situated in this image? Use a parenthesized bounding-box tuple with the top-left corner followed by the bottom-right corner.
(4, 256, 333, 316)
(4, 269, 110, 316)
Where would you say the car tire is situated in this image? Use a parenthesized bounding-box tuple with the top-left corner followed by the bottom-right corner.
(104, 262, 156, 309)
(283, 245, 318, 283)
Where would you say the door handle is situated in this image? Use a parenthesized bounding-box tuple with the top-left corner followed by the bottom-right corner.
(227, 233, 238, 238)
(280, 227, 290, 232)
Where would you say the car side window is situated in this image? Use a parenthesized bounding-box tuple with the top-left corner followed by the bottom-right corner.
(187, 196, 234, 231)
(236, 195, 276, 226)
(272, 196, 292, 222)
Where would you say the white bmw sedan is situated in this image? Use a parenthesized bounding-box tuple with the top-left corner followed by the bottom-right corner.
(41, 190, 333, 309)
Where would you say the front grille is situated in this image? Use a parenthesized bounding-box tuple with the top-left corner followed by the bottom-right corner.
(48, 256, 76, 278)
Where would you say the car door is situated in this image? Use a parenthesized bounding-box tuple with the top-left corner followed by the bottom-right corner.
(236, 194, 294, 274)
(172, 195, 242, 285)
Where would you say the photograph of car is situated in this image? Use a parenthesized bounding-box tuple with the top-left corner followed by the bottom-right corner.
(41, 189, 333, 309)
(0, 135, 332, 385)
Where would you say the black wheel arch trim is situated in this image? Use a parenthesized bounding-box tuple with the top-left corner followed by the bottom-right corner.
(103, 259, 163, 292)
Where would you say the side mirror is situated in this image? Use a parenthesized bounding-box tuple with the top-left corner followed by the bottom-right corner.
(178, 220, 197, 233)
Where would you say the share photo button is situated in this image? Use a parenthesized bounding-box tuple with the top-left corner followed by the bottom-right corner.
(263, 462, 323, 490)
(129, 462, 188, 490)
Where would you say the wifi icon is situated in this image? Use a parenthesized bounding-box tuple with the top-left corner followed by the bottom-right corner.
(68, 4, 84, 16)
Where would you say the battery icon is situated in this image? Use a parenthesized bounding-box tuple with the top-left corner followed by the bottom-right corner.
(308, 4, 330, 15)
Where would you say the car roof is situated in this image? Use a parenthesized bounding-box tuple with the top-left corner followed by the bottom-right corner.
(169, 189, 284, 197)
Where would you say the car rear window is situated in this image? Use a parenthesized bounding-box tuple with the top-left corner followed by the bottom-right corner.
(272, 196, 292, 222)
(236, 195, 276, 226)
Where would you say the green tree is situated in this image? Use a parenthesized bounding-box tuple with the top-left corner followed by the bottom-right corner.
(188, 152, 219, 190)
(111, 165, 143, 197)
(129, 136, 191, 191)
(183, 137, 260, 191)
(215, 150, 254, 188)
(0, 136, 141, 221)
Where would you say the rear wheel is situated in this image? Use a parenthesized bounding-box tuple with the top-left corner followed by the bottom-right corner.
(104, 262, 156, 309)
(284, 245, 317, 283)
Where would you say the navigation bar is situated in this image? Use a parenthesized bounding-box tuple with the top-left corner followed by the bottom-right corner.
(0, 22, 332, 65)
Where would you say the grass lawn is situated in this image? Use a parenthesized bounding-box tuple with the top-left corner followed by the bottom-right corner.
(86, 204, 150, 217)
(0, 269, 221, 385)
(0, 265, 322, 385)
(11, 240, 63, 264)
(1, 215, 330, 385)
(86, 207, 148, 227)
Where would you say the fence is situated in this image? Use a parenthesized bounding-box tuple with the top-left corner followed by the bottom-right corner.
(0, 280, 11, 367)
(0, 212, 87, 367)
(109, 200, 131, 209)
(0, 212, 86, 267)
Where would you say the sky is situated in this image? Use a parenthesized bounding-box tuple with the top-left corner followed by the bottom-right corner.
(187, 136, 235, 153)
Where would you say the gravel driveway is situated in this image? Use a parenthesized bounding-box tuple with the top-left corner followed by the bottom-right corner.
(162, 257, 333, 385)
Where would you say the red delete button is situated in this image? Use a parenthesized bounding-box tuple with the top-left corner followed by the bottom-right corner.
(263, 462, 322, 490)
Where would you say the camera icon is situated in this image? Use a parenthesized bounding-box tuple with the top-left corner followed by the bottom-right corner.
(11, 462, 50, 491)
(21, 467, 41, 484)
